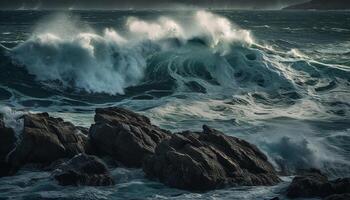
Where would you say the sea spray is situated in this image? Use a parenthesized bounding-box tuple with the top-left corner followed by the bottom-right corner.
(0, 106, 24, 137)
(0, 107, 25, 163)
(9, 11, 255, 95)
(11, 27, 147, 94)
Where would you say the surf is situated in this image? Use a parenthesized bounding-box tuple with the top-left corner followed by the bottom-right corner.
(2, 11, 255, 95)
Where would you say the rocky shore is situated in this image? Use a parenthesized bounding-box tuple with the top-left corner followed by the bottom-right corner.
(0, 107, 349, 198)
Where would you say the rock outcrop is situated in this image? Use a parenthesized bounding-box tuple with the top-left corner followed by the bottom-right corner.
(0, 116, 17, 177)
(287, 169, 350, 199)
(8, 113, 89, 169)
(89, 107, 170, 167)
(52, 153, 114, 186)
(2, 107, 283, 191)
(143, 125, 281, 191)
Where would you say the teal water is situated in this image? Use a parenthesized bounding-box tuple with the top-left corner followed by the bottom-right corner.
(0, 10, 349, 199)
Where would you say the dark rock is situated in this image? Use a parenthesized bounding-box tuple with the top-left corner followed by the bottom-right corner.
(8, 113, 89, 169)
(43, 158, 69, 171)
(287, 169, 350, 198)
(52, 153, 114, 186)
(287, 169, 329, 198)
(89, 107, 170, 168)
(324, 194, 350, 200)
(76, 126, 89, 135)
(0, 161, 13, 177)
(330, 178, 350, 195)
(143, 125, 281, 191)
(0, 115, 17, 177)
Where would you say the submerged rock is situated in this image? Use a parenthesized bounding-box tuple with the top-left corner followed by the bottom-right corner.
(143, 125, 281, 191)
(287, 169, 350, 199)
(89, 107, 170, 167)
(52, 153, 114, 186)
(0, 116, 17, 177)
(8, 113, 89, 169)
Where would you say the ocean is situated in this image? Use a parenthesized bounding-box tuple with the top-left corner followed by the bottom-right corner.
(0, 10, 349, 199)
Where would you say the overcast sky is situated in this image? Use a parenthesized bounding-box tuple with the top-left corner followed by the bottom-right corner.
(0, 0, 309, 10)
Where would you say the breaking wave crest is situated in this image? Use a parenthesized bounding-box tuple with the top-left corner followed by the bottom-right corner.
(2, 10, 348, 104)
(6, 11, 254, 95)
(0, 10, 349, 120)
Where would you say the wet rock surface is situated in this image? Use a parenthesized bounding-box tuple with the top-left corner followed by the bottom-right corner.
(143, 125, 281, 191)
(1, 107, 286, 191)
(89, 107, 170, 167)
(287, 169, 350, 199)
(52, 153, 114, 186)
(8, 113, 89, 169)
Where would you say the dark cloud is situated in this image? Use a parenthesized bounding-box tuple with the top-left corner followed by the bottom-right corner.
(0, 0, 309, 10)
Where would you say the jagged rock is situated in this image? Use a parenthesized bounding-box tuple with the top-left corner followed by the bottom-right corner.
(287, 169, 350, 198)
(8, 113, 89, 169)
(287, 169, 329, 198)
(52, 153, 114, 186)
(143, 125, 281, 191)
(89, 107, 170, 167)
(0, 116, 17, 177)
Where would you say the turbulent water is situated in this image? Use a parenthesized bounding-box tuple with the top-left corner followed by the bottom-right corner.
(0, 10, 349, 199)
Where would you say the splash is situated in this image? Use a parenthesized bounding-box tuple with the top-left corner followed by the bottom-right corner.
(9, 11, 254, 95)
(249, 119, 350, 178)
(0, 107, 24, 137)
(11, 14, 146, 95)
(194, 11, 254, 46)
(127, 17, 184, 40)
(126, 10, 254, 45)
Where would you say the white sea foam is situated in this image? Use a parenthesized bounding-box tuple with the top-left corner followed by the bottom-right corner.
(0, 107, 24, 163)
(127, 17, 184, 40)
(0, 106, 24, 137)
(9, 11, 254, 95)
(194, 10, 254, 46)
(12, 27, 146, 94)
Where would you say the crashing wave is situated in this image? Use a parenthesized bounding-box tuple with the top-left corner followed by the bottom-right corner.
(1, 10, 349, 118)
(7, 11, 257, 95)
